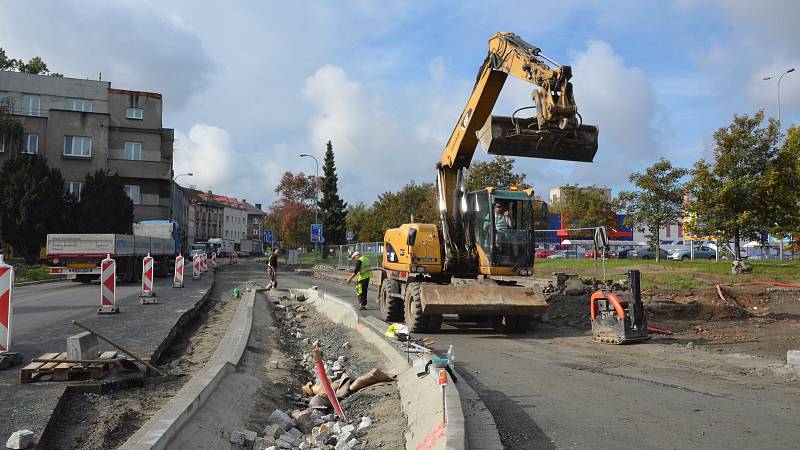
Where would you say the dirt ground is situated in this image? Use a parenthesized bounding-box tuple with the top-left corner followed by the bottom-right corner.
(47, 280, 241, 450)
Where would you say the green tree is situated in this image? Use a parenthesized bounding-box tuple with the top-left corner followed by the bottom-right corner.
(0, 48, 15, 71)
(0, 48, 62, 76)
(550, 184, 617, 231)
(318, 141, 348, 244)
(77, 170, 134, 233)
(0, 96, 24, 152)
(465, 155, 530, 191)
(345, 202, 371, 242)
(359, 182, 438, 241)
(769, 126, 800, 244)
(617, 159, 688, 261)
(0, 155, 73, 262)
(685, 111, 788, 261)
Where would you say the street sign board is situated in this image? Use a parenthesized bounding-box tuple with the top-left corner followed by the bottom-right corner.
(264, 230, 274, 244)
(310, 224, 323, 243)
(346, 230, 354, 241)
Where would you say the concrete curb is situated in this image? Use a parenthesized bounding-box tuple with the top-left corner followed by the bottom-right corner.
(299, 286, 467, 450)
(120, 286, 256, 449)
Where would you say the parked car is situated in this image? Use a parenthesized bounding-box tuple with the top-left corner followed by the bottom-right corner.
(668, 246, 716, 261)
(584, 249, 613, 259)
(628, 247, 669, 260)
(535, 249, 556, 258)
(238, 250, 250, 257)
(547, 251, 570, 259)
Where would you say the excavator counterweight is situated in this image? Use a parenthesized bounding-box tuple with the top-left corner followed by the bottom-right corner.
(477, 115, 599, 162)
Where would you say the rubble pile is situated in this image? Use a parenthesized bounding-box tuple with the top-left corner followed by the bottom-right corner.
(312, 264, 337, 272)
(229, 293, 400, 450)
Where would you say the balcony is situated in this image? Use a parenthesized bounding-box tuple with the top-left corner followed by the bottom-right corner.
(107, 158, 171, 180)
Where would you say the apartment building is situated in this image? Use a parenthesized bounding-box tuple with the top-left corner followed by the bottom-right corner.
(191, 190, 224, 242)
(242, 201, 266, 253)
(0, 71, 174, 221)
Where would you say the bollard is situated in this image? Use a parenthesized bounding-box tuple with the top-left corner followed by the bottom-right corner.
(192, 255, 201, 280)
(140, 253, 158, 304)
(211, 252, 217, 270)
(0, 255, 14, 352)
(173, 254, 184, 288)
(98, 254, 119, 314)
(438, 369, 447, 424)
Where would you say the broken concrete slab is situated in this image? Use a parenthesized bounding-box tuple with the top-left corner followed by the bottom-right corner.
(268, 409, 296, 431)
(66, 331, 98, 360)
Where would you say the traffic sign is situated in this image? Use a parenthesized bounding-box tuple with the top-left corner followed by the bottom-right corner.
(346, 230, 354, 241)
(311, 224, 323, 243)
(264, 230, 274, 244)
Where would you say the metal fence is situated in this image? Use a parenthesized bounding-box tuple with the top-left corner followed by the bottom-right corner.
(314, 242, 385, 270)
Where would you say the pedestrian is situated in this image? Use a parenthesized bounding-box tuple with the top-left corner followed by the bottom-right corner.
(345, 251, 371, 310)
(268, 248, 279, 289)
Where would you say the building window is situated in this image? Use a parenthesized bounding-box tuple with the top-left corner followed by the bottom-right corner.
(253, 217, 259, 224)
(23, 134, 38, 154)
(124, 185, 140, 205)
(126, 107, 143, 120)
(64, 181, 82, 200)
(252, 229, 258, 236)
(0, 134, 6, 153)
(124, 142, 142, 160)
(225, 230, 229, 237)
(66, 99, 92, 112)
(0, 91, 8, 105)
(63, 136, 92, 157)
(22, 95, 40, 117)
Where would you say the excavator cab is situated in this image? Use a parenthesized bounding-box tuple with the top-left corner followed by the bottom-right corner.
(468, 189, 537, 274)
(477, 114, 599, 163)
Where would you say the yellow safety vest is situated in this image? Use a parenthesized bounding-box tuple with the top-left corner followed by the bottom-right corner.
(357, 255, 372, 282)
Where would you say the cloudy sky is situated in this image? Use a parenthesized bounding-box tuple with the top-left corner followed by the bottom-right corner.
(1, 0, 797, 207)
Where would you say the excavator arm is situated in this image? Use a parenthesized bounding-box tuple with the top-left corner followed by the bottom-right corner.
(435, 32, 598, 271)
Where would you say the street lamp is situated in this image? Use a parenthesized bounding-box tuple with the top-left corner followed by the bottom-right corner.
(299, 154, 320, 261)
(173, 172, 194, 181)
(763, 67, 795, 128)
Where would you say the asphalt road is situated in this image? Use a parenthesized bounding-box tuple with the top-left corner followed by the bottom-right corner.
(278, 270, 800, 450)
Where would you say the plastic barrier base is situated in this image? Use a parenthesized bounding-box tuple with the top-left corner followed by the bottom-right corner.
(97, 306, 120, 315)
(140, 296, 159, 305)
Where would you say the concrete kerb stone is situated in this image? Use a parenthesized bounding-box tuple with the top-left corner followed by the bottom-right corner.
(303, 287, 467, 450)
(120, 287, 256, 450)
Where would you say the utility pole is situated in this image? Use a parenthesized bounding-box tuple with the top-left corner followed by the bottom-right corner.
(763, 68, 795, 128)
(300, 153, 320, 263)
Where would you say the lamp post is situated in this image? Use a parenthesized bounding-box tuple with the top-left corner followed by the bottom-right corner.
(299, 154, 320, 262)
(763, 68, 795, 128)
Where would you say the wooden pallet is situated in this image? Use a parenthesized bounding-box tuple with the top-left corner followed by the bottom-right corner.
(20, 351, 118, 384)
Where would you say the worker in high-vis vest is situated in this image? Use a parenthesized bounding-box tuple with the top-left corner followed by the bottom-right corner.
(346, 251, 372, 310)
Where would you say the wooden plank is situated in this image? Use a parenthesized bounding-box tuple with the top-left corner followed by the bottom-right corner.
(21, 352, 61, 371)
(20, 353, 62, 383)
(98, 351, 118, 360)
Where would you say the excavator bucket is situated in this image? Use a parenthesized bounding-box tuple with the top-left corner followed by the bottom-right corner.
(477, 115, 599, 163)
(418, 282, 548, 315)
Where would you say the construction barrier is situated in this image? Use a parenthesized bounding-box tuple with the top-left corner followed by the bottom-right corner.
(140, 253, 157, 304)
(173, 254, 184, 288)
(192, 255, 201, 280)
(0, 256, 13, 352)
(232, 252, 238, 264)
(201, 253, 207, 272)
(211, 252, 217, 270)
(98, 254, 119, 314)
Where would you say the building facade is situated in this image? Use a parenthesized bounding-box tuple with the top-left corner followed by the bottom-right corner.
(243, 201, 265, 253)
(0, 71, 174, 222)
(191, 190, 224, 242)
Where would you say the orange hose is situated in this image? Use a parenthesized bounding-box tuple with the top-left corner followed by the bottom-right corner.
(734, 281, 800, 288)
(312, 341, 346, 421)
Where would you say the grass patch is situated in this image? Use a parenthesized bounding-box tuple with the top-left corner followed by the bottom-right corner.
(15, 264, 53, 282)
(534, 258, 800, 289)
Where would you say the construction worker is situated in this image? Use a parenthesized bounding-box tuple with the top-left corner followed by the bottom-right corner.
(267, 248, 279, 288)
(346, 251, 372, 310)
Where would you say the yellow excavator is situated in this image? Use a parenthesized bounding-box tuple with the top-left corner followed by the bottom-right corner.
(377, 32, 599, 333)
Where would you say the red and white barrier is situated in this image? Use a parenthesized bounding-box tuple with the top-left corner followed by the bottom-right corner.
(211, 252, 217, 270)
(0, 256, 14, 352)
(201, 253, 207, 272)
(140, 253, 157, 304)
(98, 254, 119, 314)
(231, 251, 238, 264)
(173, 254, 184, 288)
(192, 254, 201, 280)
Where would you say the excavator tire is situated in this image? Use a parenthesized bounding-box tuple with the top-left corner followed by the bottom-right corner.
(491, 314, 532, 334)
(378, 279, 404, 323)
(404, 282, 442, 333)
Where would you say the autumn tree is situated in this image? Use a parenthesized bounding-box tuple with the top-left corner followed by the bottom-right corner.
(77, 170, 134, 233)
(550, 184, 617, 231)
(318, 141, 347, 244)
(617, 159, 688, 261)
(466, 155, 530, 191)
(684, 111, 795, 260)
(268, 171, 317, 248)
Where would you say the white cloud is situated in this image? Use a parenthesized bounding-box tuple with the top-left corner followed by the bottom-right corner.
(173, 124, 234, 193)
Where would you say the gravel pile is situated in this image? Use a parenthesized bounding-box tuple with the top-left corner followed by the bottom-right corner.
(312, 264, 337, 272)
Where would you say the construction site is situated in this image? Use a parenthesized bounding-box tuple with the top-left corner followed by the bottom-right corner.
(1, 4, 800, 449)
